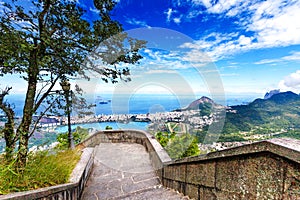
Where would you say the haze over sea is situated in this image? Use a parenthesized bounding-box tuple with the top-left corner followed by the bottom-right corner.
(4, 93, 258, 117)
(0, 93, 258, 152)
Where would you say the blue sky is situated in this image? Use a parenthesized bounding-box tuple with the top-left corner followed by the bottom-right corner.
(1, 0, 300, 99)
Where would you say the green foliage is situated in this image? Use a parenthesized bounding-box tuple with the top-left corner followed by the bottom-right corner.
(199, 102, 212, 116)
(165, 134, 200, 160)
(155, 132, 200, 159)
(155, 132, 176, 147)
(105, 126, 113, 130)
(0, 149, 81, 194)
(0, 0, 146, 166)
(274, 130, 300, 140)
(56, 126, 89, 149)
(218, 134, 247, 142)
(222, 92, 300, 137)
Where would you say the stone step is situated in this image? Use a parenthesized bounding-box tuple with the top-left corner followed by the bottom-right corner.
(111, 185, 190, 200)
(81, 143, 191, 200)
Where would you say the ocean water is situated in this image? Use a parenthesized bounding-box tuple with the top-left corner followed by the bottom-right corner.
(1, 93, 258, 117)
(0, 93, 259, 152)
(1, 93, 258, 134)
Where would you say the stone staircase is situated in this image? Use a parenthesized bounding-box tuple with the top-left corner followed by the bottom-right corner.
(81, 143, 190, 200)
(113, 187, 190, 200)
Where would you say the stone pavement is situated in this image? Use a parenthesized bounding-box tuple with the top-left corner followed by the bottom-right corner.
(81, 143, 190, 200)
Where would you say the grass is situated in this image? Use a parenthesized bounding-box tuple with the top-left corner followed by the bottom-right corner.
(0, 149, 81, 195)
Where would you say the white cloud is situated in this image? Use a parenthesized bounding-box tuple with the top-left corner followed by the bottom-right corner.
(184, 0, 300, 62)
(181, 49, 212, 63)
(165, 8, 182, 24)
(278, 70, 300, 92)
(209, 0, 241, 14)
(248, 1, 300, 47)
(145, 70, 177, 74)
(173, 16, 181, 24)
(192, 0, 212, 8)
(126, 18, 151, 28)
(282, 52, 300, 62)
(238, 35, 252, 46)
(89, 7, 100, 14)
(255, 51, 300, 65)
(165, 8, 174, 22)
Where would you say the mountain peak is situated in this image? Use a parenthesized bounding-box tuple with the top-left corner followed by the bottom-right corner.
(264, 89, 280, 99)
(184, 96, 218, 110)
(268, 91, 299, 103)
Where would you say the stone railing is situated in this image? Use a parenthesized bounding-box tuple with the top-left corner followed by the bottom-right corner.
(0, 148, 94, 200)
(162, 138, 300, 199)
(1, 130, 299, 200)
(80, 129, 172, 180)
(78, 130, 300, 199)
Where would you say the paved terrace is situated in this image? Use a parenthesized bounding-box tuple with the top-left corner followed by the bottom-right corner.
(81, 143, 189, 200)
(1, 130, 299, 199)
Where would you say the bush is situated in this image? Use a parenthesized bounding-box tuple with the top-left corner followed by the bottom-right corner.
(0, 149, 81, 194)
(165, 134, 200, 159)
(56, 126, 89, 149)
(155, 132, 200, 159)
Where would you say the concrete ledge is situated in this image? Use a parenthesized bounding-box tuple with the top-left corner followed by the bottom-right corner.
(80, 129, 171, 163)
(80, 129, 171, 180)
(161, 138, 300, 199)
(0, 148, 94, 200)
(3, 130, 299, 199)
(165, 138, 300, 165)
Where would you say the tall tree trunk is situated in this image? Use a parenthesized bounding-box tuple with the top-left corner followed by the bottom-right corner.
(16, 51, 39, 168)
(4, 119, 15, 162)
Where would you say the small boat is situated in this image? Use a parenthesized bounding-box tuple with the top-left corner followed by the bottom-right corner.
(97, 96, 110, 104)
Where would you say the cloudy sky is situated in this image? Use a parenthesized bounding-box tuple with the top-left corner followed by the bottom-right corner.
(1, 0, 300, 99)
(108, 0, 300, 97)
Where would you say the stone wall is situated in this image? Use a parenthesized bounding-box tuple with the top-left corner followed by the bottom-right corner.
(79, 130, 300, 199)
(80, 129, 172, 180)
(2, 130, 299, 200)
(162, 138, 300, 199)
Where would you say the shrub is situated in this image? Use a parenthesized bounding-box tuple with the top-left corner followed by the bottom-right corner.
(0, 149, 81, 194)
(155, 132, 200, 159)
(56, 126, 89, 149)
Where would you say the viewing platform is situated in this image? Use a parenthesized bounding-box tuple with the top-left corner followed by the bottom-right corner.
(81, 143, 189, 199)
(1, 130, 300, 199)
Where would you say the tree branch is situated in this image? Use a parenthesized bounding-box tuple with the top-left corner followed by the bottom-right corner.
(33, 75, 61, 113)
(0, 87, 14, 122)
(0, 87, 17, 142)
(29, 95, 60, 138)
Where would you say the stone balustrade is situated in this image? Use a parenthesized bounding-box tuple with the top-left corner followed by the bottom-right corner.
(1, 130, 299, 199)
(162, 138, 300, 199)
(81, 130, 300, 199)
(80, 129, 172, 180)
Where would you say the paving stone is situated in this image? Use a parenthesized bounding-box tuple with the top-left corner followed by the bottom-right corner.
(82, 143, 189, 200)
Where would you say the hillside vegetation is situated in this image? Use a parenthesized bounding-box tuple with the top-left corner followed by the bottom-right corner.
(223, 91, 300, 134)
(189, 91, 300, 143)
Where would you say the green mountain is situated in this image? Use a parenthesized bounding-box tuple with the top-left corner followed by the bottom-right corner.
(223, 91, 300, 134)
(176, 96, 225, 116)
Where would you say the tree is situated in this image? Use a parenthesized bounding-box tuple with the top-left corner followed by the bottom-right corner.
(165, 134, 200, 160)
(0, 0, 145, 167)
(155, 131, 200, 159)
(56, 126, 89, 150)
